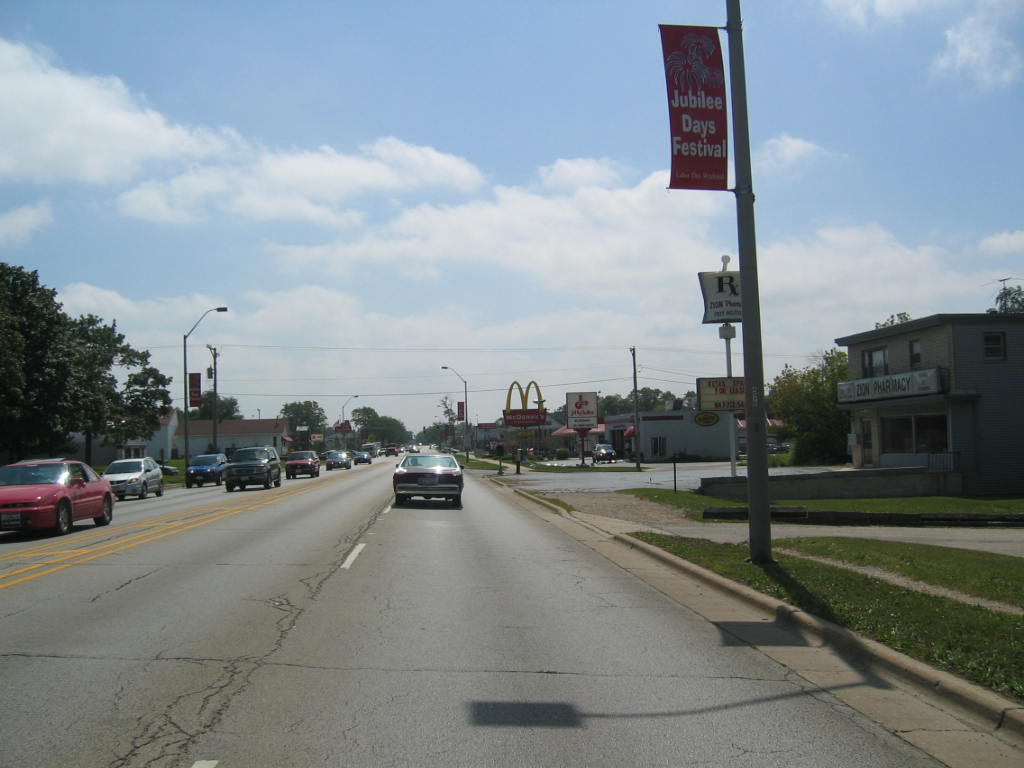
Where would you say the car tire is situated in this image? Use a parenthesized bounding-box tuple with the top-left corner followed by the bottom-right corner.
(185, 480, 193, 489)
(264, 473, 273, 489)
(225, 483, 234, 492)
(54, 500, 72, 536)
(156, 481, 164, 497)
(117, 494, 126, 501)
(394, 494, 405, 506)
(216, 475, 222, 486)
(93, 496, 113, 527)
(274, 475, 281, 487)
(139, 483, 148, 500)
(451, 495, 462, 508)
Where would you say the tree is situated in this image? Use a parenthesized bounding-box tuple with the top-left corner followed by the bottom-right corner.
(989, 283, 1024, 314)
(351, 406, 411, 445)
(875, 312, 912, 329)
(767, 349, 850, 465)
(190, 392, 243, 421)
(280, 401, 328, 434)
(0, 265, 171, 462)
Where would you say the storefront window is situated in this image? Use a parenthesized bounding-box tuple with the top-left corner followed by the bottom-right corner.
(915, 415, 948, 453)
(881, 417, 913, 453)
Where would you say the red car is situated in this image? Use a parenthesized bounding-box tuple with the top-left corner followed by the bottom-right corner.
(285, 451, 321, 479)
(0, 459, 115, 535)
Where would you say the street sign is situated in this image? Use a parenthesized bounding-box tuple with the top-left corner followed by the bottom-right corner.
(188, 372, 202, 408)
(698, 270, 743, 323)
(566, 392, 598, 429)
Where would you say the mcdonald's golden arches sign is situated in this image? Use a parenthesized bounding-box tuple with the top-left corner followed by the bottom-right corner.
(503, 380, 547, 427)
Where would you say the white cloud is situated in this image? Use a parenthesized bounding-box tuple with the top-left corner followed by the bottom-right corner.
(755, 134, 833, 176)
(117, 139, 484, 226)
(820, 0, 958, 26)
(0, 200, 53, 247)
(932, 9, 1023, 89)
(267, 171, 730, 298)
(0, 38, 237, 184)
(538, 158, 623, 191)
(979, 229, 1024, 254)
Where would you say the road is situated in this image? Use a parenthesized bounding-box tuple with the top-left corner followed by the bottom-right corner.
(0, 460, 943, 767)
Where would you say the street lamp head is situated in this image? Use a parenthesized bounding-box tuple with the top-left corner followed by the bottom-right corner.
(441, 365, 448, 370)
(216, 306, 228, 312)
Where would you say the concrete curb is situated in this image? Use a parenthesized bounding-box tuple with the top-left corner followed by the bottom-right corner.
(509, 486, 1024, 743)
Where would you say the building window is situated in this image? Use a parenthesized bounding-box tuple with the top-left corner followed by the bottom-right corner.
(862, 347, 888, 377)
(983, 332, 1006, 361)
(909, 339, 922, 367)
(650, 436, 667, 458)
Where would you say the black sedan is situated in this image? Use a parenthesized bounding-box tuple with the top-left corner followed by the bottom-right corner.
(393, 454, 463, 507)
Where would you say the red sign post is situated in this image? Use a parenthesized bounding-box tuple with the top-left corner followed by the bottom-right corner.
(659, 25, 728, 190)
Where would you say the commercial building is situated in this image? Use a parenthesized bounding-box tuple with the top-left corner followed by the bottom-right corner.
(835, 313, 1024, 495)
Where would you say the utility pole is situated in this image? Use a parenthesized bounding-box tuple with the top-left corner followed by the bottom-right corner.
(631, 347, 641, 471)
(726, 0, 772, 563)
(207, 345, 220, 451)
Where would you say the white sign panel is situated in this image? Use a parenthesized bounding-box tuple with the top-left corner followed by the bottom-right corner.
(837, 368, 941, 403)
(566, 392, 599, 429)
(698, 271, 742, 324)
(697, 377, 745, 411)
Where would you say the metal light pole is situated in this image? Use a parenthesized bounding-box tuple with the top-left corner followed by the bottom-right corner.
(183, 307, 227, 468)
(441, 365, 469, 462)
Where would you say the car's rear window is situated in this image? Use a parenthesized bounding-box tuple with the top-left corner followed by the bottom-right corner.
(401, 456, 458, 469)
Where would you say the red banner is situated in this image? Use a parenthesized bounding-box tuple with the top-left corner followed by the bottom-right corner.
(188, 372, 202, 408)
(457, 401, 465, 422)
(659, 25, 728, 190)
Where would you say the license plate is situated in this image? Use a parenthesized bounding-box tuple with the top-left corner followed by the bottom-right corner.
(238, 475, 251, 482)
(2, 513, 22, 528)
(418, 476, 438, 486)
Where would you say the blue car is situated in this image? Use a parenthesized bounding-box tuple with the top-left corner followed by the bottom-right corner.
(185, 453, 229, 488)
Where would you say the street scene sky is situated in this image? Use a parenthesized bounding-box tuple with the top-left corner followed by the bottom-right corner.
(2, 0, 1022, 433)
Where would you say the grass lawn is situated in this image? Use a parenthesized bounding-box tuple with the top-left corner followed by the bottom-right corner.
(629, 532, 1024, 702)
(617, 488, 1024, 519)
(776, 537, 1024, 608)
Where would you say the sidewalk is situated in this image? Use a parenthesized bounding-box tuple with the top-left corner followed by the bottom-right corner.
(504, 482, 1024, 768)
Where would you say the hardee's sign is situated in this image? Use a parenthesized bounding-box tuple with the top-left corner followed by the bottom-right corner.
(503, 380, 547, 427)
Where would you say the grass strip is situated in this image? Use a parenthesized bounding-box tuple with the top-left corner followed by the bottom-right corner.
(776, 537, 1024, 609)
(776, 496, 1024, 515)
(630, 532, 1024, 702)
(616, 488, 744, 520)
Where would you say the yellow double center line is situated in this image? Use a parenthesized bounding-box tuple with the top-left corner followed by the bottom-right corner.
(0, 480, 329, 591)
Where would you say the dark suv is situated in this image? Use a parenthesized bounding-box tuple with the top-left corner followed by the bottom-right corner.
(224, 446, 282, 491)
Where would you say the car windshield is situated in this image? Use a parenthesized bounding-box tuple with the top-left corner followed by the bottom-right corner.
(106, 460, 143, 473)
(290, 452, 316, 460)
(401, 456, 459, 469)
(192, 455, 220, 465)
(0, 463, 66, 485)
(233, 449, 270, 461)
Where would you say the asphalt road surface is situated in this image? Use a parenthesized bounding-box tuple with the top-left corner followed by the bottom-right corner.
(0, 460, 942, 767)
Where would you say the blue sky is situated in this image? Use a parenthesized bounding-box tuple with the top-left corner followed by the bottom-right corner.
(2, 0, 1022, 433)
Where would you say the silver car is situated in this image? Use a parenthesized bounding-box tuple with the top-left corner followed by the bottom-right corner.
(104, 457, 164, 500)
